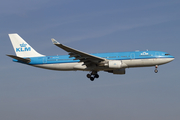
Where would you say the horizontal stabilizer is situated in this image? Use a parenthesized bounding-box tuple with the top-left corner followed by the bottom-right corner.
(6, 54, 31, 63)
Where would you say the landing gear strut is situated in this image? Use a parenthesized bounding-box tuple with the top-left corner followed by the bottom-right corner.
(87, 71, 99, 81)
(154, 65, 158, 73)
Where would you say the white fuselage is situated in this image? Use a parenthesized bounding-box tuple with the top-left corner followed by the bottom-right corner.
(33, 57, 174, 71)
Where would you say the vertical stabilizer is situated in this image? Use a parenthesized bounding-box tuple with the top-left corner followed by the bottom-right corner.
(9, 33, 44, 57)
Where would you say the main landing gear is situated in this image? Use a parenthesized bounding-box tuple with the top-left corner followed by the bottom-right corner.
(154, 65, 158, 73)
(87, 71, 99, 81)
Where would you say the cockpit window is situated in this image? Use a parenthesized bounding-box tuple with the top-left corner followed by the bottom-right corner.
(165, 54, 170, 56)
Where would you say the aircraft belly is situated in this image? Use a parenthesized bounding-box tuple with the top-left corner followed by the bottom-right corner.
(123, 58, 173, 67)
(32, 62, 91, 71)
(123, 59, 143, 67)
(33, 63, 84, 71)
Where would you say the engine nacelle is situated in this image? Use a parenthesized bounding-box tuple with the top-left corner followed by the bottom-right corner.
(107, 68, 126, 75)
(108, 60, 122, 69)
(113, 68, 125, 74)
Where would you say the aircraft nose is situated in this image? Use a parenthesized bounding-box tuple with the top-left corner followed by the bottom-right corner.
(163, 57, 174, 64)
(169, 57, 175, 62)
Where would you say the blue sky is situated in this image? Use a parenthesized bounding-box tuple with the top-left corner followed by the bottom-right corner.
(1, 0, 180, 120)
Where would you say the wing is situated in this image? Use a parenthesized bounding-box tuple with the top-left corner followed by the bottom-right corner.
(51, 39, 105, 66)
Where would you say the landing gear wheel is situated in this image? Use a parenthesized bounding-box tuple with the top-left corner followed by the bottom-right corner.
(90, 77, 94, 81)
(154, 69, 158, 73)
(87, 74, 91, 78)
(154, 65, 158, 73)
(94, 74, 99, 78)
(87, 71, 99, 81)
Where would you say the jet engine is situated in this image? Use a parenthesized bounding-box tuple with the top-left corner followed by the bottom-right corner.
(107, 68, 126, 75)
(108, 60, 122, 69)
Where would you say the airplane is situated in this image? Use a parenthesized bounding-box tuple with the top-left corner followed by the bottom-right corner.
(7, 33, 175, 81)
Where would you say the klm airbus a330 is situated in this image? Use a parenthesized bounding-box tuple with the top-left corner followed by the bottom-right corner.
(7, 34, 174, 81)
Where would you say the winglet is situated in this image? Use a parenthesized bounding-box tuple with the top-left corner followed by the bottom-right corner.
(51, 38, 60, 45)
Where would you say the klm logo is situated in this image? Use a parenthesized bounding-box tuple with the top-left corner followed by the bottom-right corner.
(16, 43, 31, 52)
(141, 52, 149, 55)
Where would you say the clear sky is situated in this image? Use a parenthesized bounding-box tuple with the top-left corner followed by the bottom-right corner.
(1, 0, 180, 120)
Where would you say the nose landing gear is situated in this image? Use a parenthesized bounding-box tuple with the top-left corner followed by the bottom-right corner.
(87, 71, 99, 81)
(154, 65, 158, 73)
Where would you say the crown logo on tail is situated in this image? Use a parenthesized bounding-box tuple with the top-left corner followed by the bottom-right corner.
(20, 43, 27, 47)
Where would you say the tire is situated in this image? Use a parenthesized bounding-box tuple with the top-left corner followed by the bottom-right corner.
(154, 69, 158, 73)
(90, 77, 94, 81)
(87, 74, 91, 78)
(94, 74, 99, 78)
